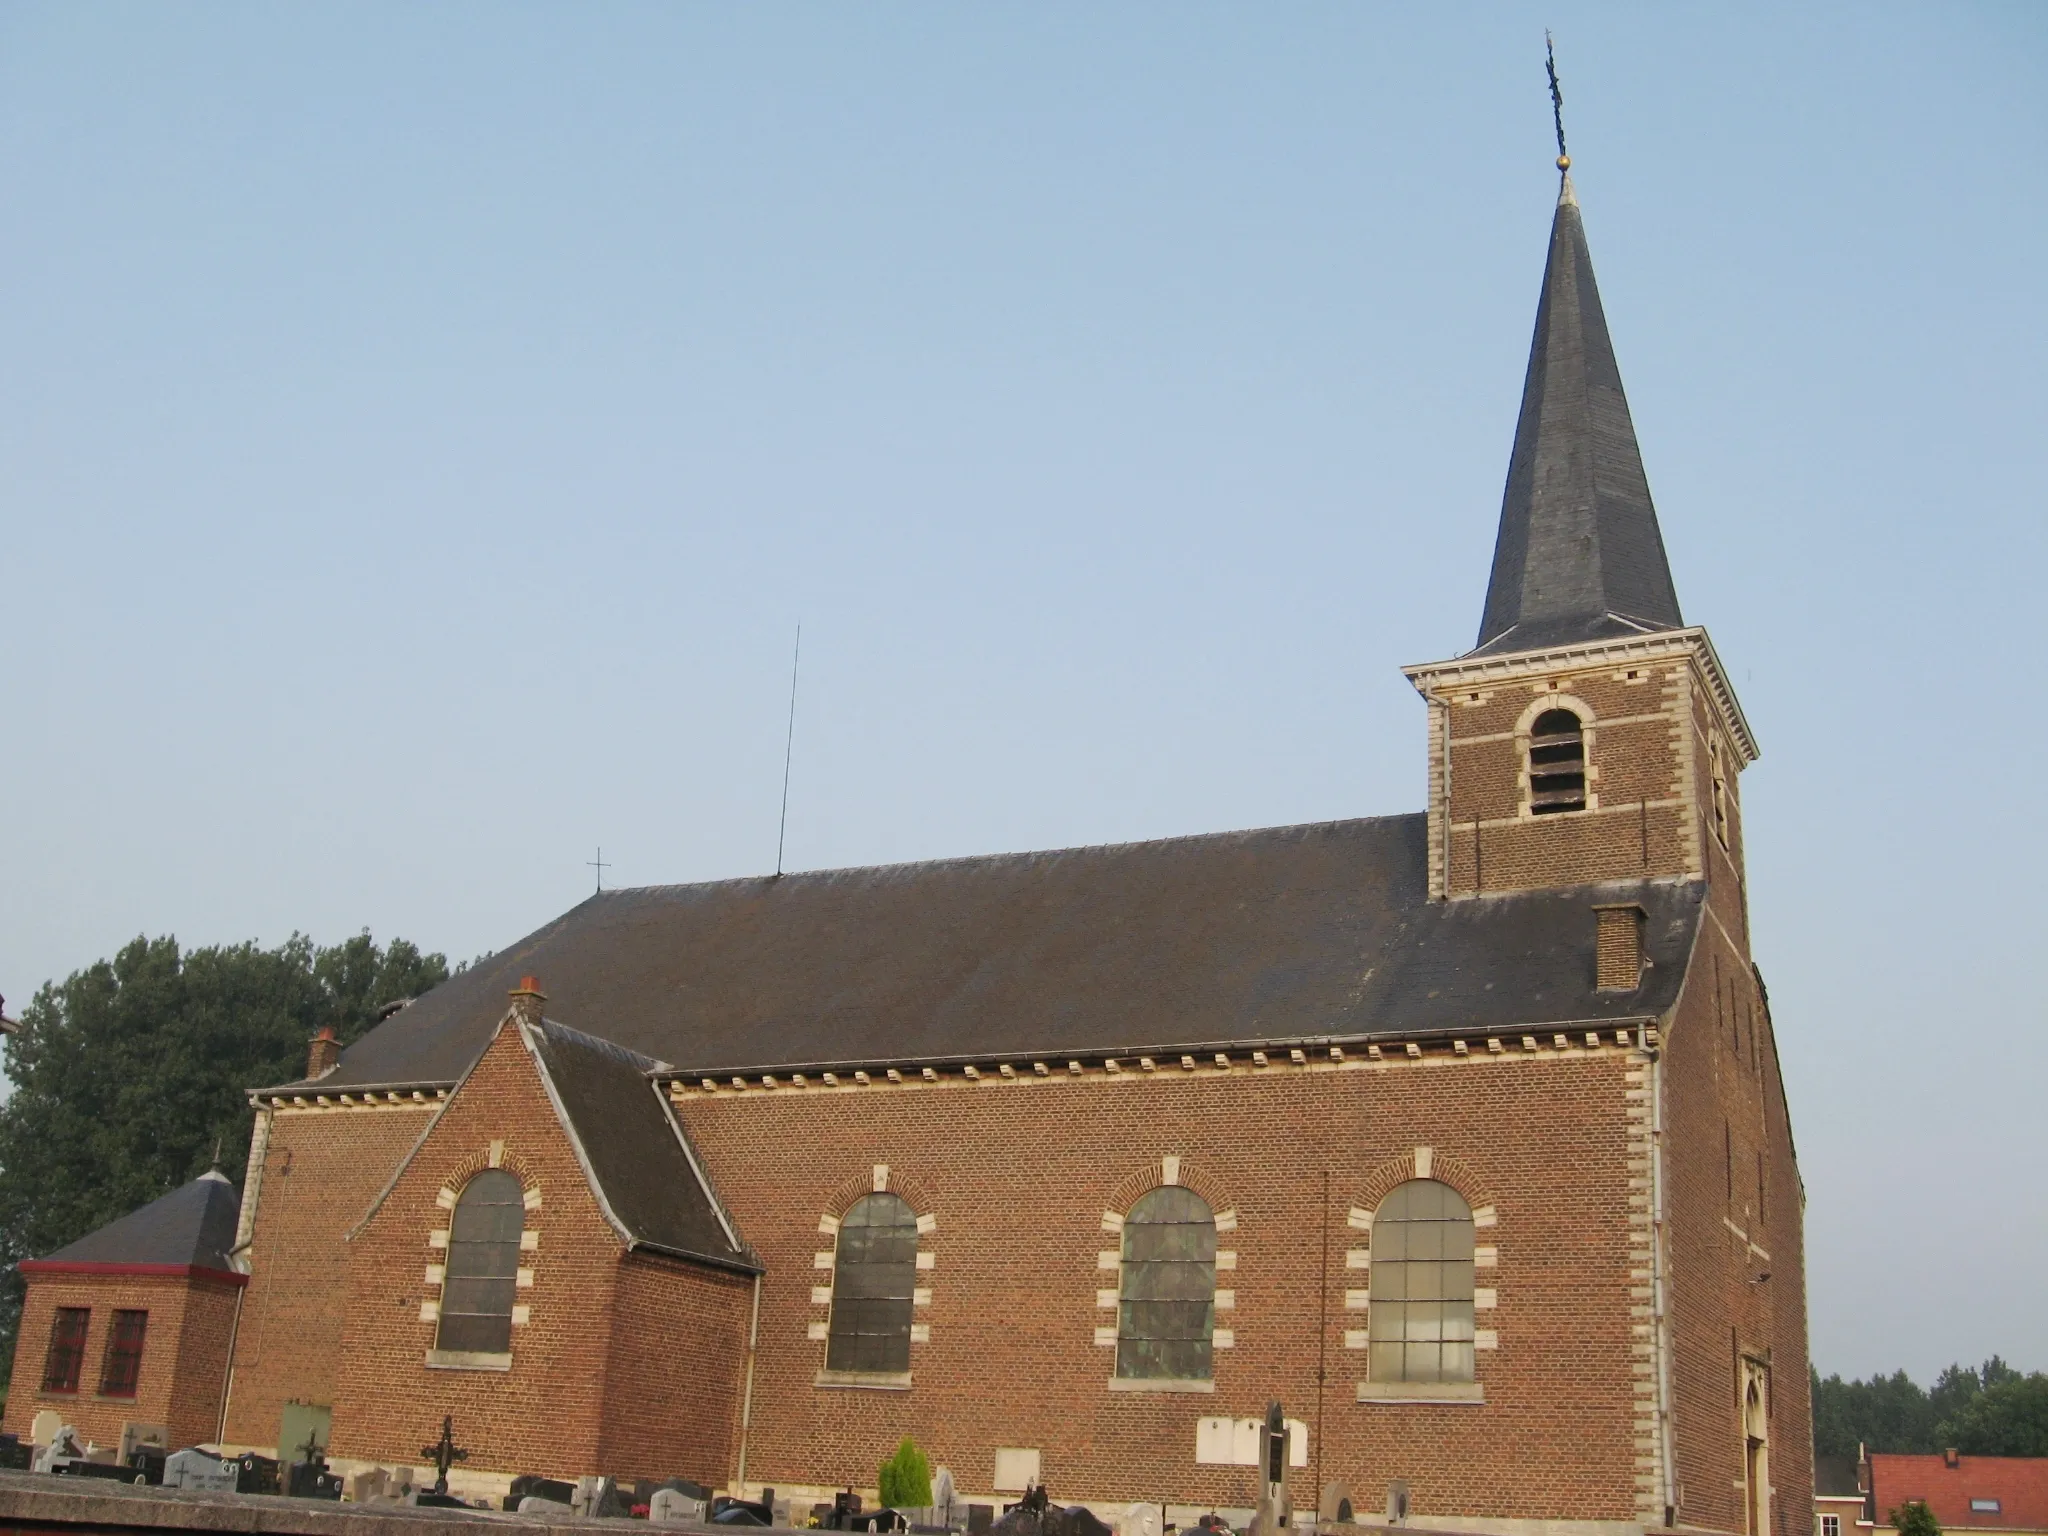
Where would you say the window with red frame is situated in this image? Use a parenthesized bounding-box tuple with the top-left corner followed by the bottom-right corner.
(41, 1307, 90, 1393)
(98, 1310, 148, 1397)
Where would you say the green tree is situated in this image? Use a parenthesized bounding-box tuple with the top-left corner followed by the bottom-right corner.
(1937, 1370, 2048, 1457)
(0, 931, 446, 1391)
(878, 1438, 933, 1510)
(1891, 1501, 1940, 1536)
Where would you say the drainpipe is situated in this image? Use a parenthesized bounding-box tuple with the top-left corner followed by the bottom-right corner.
(1647, 1023, 1678, 1524)
(735, 1273, 763, 1494)
(215, 1283, 247, 1448)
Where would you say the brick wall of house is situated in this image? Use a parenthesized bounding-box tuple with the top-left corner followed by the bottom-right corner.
(1427, 654, 1714, 899)
(3, 1271, 242, 1452)
(330, 1020, 634, 1479)
(597, 1253, 752, 1485)
(677, 1044, 1647, 1522)
(223, 1099, 434, 1452)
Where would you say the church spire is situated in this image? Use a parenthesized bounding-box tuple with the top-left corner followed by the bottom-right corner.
(1471, 173, 1684, 656)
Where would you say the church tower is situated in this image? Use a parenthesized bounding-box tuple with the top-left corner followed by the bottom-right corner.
(1405, 170, 1758, 916)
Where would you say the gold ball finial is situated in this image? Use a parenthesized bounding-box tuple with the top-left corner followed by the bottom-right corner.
(1556, 154, 1571, 171)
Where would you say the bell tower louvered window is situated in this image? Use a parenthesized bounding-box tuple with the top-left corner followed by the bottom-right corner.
(1528, 708, 1587, 814)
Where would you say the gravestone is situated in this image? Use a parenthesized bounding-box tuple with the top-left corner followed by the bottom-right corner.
(29, 1411, 63, 1448)
(32, 1427, 82, 1474)
(1123, 1505, 1162, 1536)
(1383, 1482, 1409, 1526)
(119, 1423, 168, 1463)
(650, 1489, 709, 1525)
(163, 1448, 241, 1493)
(1316, 1485, 1354, 1525)
(348, 1466, 389, 1503)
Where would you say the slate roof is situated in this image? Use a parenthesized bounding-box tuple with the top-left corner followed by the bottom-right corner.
(1815, 1456, 1865, 1500)
(25, 1170, 241, 1275)
(518, 1017, 755, 1273)
(1474, 177, 1684, 657)
(274, 814, 1703, 1093)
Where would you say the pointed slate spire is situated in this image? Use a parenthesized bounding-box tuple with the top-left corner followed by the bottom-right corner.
(1473, 176, 1683, 656)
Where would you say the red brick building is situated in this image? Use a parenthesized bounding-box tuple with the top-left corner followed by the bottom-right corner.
(2, 1171, 246, 1456)
(40, 165, 1811, 1536)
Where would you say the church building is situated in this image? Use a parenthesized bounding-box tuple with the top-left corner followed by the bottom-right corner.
(8, 164, 1810, 1536)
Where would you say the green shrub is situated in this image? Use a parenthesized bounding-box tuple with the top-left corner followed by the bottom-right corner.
(878, 1438, 932, 1510)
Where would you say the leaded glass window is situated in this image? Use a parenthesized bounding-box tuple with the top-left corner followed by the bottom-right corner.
(436, 1169, 523, 1355)
(827, 1193, 918, 1374)
(1367, 1179, 1476, 1385)
(1116, 1185, 1216, 1381)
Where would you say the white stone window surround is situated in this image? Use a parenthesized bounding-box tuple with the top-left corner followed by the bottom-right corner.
(810, 1165, 935, 1391)
(1348, 1147, 1497, 1404)
(420, 1149, 542, 1373)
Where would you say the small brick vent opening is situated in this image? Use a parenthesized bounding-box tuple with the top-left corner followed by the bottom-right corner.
(1593, 905, 1645, 992)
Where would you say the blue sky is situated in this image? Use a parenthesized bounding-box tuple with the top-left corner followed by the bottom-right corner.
(2, 4, 2043, 1381)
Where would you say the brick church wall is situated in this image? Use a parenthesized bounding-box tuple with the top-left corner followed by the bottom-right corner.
(1659, 855, 1808, 1536)
(596, 1253, 753, 1484)
(4, 1271, 242, 1452)
(330, 1021, 664, 1480)
(679, 1044, 1648, 1521)
(223, 1101, 435, 1451)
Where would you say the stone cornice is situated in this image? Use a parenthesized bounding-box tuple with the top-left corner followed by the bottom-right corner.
(665, 1017, 1664, 1099)
(1402, 626, 1759, 766)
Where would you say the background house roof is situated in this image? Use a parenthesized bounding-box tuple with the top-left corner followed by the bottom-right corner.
(281, 814, 1702, 1092)
(1870, 1454, 2048, 1533)
(22, 1170, 240, 1277)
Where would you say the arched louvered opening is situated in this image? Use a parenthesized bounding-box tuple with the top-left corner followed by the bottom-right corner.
(1528, 708, 1587, 815)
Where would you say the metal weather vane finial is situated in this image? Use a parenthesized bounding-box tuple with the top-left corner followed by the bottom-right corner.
(1545, 31, 1569, 171)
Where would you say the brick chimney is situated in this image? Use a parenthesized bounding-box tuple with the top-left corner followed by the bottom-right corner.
(1593, 904, 1646, 992)
(508, 976, 547, 1029)
(305, 1025, 341, 1079)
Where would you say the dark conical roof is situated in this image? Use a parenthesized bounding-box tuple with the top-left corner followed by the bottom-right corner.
(1473, 178, 1683, 656)
(25, 1170, 241, 1275)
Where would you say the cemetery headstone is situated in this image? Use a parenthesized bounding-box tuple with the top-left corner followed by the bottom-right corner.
(234, 1451, 281, 1495)
(1383, 1482, 1409, 1527)
(967, 1507, 995, 1536)
(0, 1435, 29, 1473)
(1316, 1484, 1354, 1525)
(348, 1466, 389, 1503)
(1122, 1505, 1162, 1536)
(420, 1415, 468, 1498)
(163, 1449, 241, 1493)
(650, 1489, 709, 1525)
(29, 1411, 63, 1448)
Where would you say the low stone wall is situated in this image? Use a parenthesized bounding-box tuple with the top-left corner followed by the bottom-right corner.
(0, 1470, 698, 1536)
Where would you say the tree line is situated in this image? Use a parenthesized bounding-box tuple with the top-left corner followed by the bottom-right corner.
(1815, 1359, 2048, 1459)
(0, 931, 448, 1395)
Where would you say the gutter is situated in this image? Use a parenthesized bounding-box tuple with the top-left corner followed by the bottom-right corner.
(735, 1274, 763, 1493)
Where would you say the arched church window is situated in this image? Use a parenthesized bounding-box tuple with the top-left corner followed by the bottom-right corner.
(1367, 1179, 1476, 1385)
(827, 1193, 918, 1374)
(1116, 1185, 1216, 1381)
(1528, 709, 1587, 814)
(436, 1169, 523, 1356)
